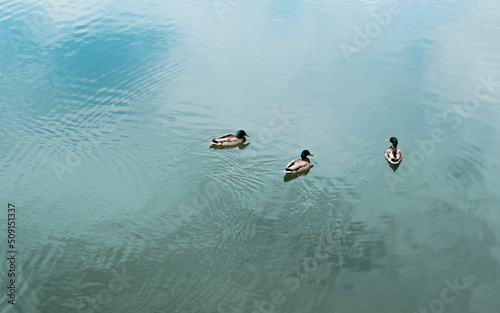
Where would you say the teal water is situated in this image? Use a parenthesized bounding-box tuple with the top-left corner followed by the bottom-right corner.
(1, 0, 500, 312)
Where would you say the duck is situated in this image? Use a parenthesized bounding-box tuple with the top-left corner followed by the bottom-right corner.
(284, 150, 314, 176)
(209, 130, 250, 146)
(385, 137, 403, 164)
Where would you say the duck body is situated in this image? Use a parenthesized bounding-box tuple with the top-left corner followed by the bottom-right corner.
(210, 130, 249, 146)
(284, 150, 314, 175)
(385, 137, 403, 164)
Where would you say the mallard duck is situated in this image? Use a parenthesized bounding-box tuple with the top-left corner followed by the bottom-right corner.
(385, 137, 403, 164)
(209, 130, 250, 146)
(284, 150, 314, 175)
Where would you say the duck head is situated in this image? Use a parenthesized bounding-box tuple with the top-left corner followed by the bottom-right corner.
(301, 150, 314, 160)
(386, 137, 398, 148)
(236, 130, 250, 139)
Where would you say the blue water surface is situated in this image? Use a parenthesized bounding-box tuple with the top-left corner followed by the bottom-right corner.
(1, 0, 500, 312)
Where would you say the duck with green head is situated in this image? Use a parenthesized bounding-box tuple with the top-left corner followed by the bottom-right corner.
(385, 137, 403, 164)
(210, 130, 250, 146)
(284, 150, 314, 176)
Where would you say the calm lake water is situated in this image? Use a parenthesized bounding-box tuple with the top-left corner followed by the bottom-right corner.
(1, 0, 500, 312)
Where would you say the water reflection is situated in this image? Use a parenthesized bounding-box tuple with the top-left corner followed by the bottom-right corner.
(386, 159, 402, 172)
(1, 0, 500, 312)
(209, 142, 250, 150)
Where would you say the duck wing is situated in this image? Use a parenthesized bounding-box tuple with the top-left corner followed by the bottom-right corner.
(210, 133, 238, 145)
(284, 158, 308, 173)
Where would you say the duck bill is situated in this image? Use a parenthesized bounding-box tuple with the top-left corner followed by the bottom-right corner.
(245, 134, 250, 137)
(386, 139, 390, 142)
(309, 154, 314, 156)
